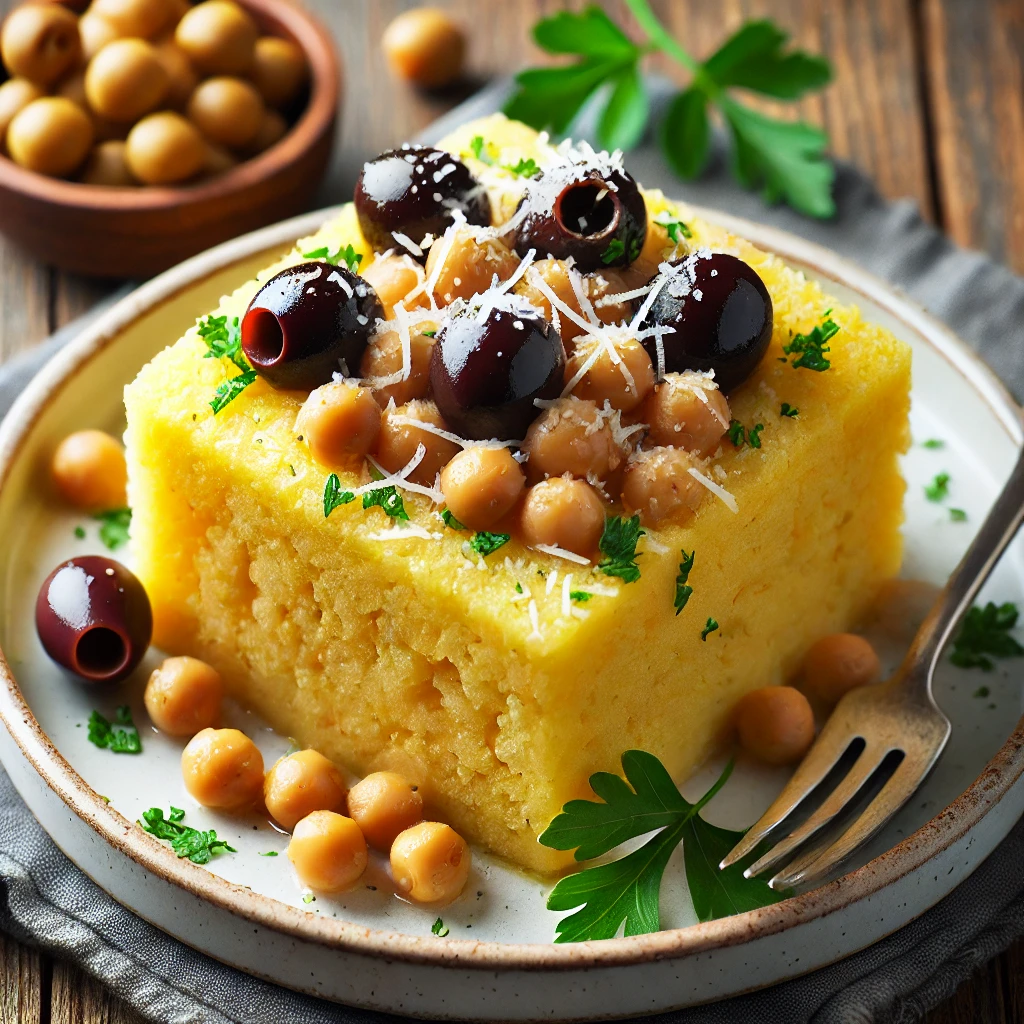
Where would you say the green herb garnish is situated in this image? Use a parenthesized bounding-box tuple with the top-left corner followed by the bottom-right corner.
(210, 370, 257, 414)
(87, 706, 141, 754)
(701, 617, 719, 641)
(515, 582, 524, 594)
(925, 472, 950, 503)
(302, 893, 316, 904)
(505, 4, 833, 217)
(782, 314, 838, 371)
(654, 210, 692, 244)
(727, 421, 764, 449)
(597, 514, 644, 582)
(431, 917, 450, 937)
(470, 532, 510, 557)
(140, 806, 235, 864)
(92, 507, 131, 551)
(197, 314, 248, 373)
(323, 474, 355, 517)
(780, 403, 799, 418)
(303, 244, 363, 271)
(259, 851, 279, 857)
(601, 239, 626, 264)
(469, 135, 496, 164)
(973, 686, 991, 698)
(570, 591, 592, 603)
(74, 525, 86, 539)
(950, 602, 1024, 672)
(422, 328, 437, 339)
(363, 485, 409, 520)
(441, 508, 466, 531)
(950, 508, 967, 522)
(504, 157, 541, 178)
(922, 438, 945, 449)
(674, 549, 694, 615)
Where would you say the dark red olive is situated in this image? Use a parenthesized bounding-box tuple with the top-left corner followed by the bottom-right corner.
(354, 146, 491, 260)
(639, 252, 773, 392)
(514, 167, 647, 273)
(241, 262, 383, 391)
(35, 556, 152, 684)
(430, 303, 565, 440)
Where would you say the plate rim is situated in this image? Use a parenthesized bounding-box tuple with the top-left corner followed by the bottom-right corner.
(1, 203, 1023, 972)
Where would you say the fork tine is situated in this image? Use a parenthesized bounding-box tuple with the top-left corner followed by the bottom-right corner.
(742, 742, 892, 878)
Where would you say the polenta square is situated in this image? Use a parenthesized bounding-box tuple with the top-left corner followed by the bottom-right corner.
(124, 115, 909, 873)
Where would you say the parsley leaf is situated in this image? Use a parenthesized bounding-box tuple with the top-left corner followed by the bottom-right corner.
(363, 485, 409, 520)
(601, 238, 626, 264)
(925, 472, 950, 503)
(701, 617, 719, 641)
(431, 917, 450, 937)
(950, 508, 968, 522)
(570, 590, 592, 603)
(469, 135, 497, 164)
(140, 806, 236, 864)
(597, 514, 644, 582)
(782, 314, 838, 371)
(87, 706, 141, 754)
(515, 582, 524, 594)
(441, 508, 466, 531)
(92, 507, 131, 550)
(950, 602, 1024, 672)
(303, 244, 363, 271)
(323, 474, 355, 517)
(503, 157, 542, 178)
(197, 315, 248, 373)
(74, 525, 86, 539)
(727, 421, 764, 448)
(974, 686, 991, 699)
(922, 438, 945, 450)
(470, 532, 510, 557)
(210, 370, 257, 414)
(674, 549, 694, 615)
(653, 210, 692, 244)
(780, 403, 799, 418)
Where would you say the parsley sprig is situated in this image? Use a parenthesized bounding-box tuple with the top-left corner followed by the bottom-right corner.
(303, 244, 363, 271)
(727, 420, 764, 449)
(674, 549, 694, 615)
(198, 314, 256, 413)
(87, 706, 141, 754)
(92, 507, 131, 551)
(363, 485, 409, 520)
(505, 3, 834, 217)
(140, 806, 236, 864)
(470, 532, 510, 557)
(782, 313, 839, 371)
(541, 751, 782, 941)
(951, 602, 1024, 672)
(597, 514, 644, 582)
(924, 472, 950, 503)
(654, 210, 692, 244)
(323, 474, 355, 517)
(468, 135, 542, 178)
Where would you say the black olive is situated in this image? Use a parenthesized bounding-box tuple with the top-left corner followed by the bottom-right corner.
(430, 302, 565, 440)
(514, 167, 647, 273)
(241, 262, 383, 391)
(35, 556, 152, 684)
(354, 146, 491, 260)
(639, 252, 773, 391)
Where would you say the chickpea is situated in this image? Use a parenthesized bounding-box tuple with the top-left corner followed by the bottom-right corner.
(0, 78, 44, 146)
(125, 111, 205, 184)
(374, 400, 459, 485)
(735, 687, 815, 766)
(802, 634, 881, 705)
(153, 38, 198, 109)
(288, 810, 367, 893)
(1, 4, 80, 87)
(425, 228, 516, 307)
(245, 108, 286, 155)
(201, 141, 236, 176)
(347, 770, 423, 849)
(144, 656, 223, 736)
(642, 374, 730, 455)
(440, 446, 524, 532)
(51, 429, 127, 508)
(250, 35, 307, 108)
(187, 75, 264, 149)
(91, 0, 176, 39)
(520, 478, 605, 558)
(586, 267, 639, 326)
(521, 397, 627, 485)
(360, 253, 428, 320)
(566, 336, 655, 413)
(181, 727, 264, 810)
(296, 382, 382, 468)
(621, 446, 705, 527)
(7, 96, 92, 177)
(85, 39, 169, 122)
(381, 8, 465, 90)
(264, 749, 348, 831)
(360, 323, 434, 406)
(55, 70, 87, 107)
(175, 0, 257, 75)
(78, 11, 120, 61)
(390, 821, 470, 904)
(80, 139, 136, 186)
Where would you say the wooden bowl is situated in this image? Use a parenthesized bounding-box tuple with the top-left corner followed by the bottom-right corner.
(0, 0, 341, 278)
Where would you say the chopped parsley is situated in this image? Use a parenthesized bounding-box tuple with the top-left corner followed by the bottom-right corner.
(601, 239, 626, 264)
(73, 525, 86, 539)
(973, 686, 991, 699)
(728, 420, 764, 449)
(950, 508, 968, 522)
(87, 706, 141, 754)
(782, 313, 838, 371)
(504, 157, 541, 178)
(259, 851, 279, 857)
(469, 135, 497, 164)
(141, 806, 236, 864)
(470, 532, 510, 557)
(515, 582, 523, 594)
(92, 507, 131, 551)
(303, 243, 363, 271)
(654, 210, 692, 244)
(441, 508, 466, 531)
(950, 601, 1024, 671)
(363, 485, 409, 520)
(701, 617, 719, 641)
(422, 328, 437, 339)
(924, 472, 950, 503)
(197, 314, 248, 373)
(674, 549, 694, 615)
(210, 370, 258, 414)
(570, 591, 592, 603)
(597, 514, 644, 583)
(431, 917, 450, 937)
(780, 402, 799, 418)
(922, 438, 945, 449)
(323, 474, 355, 517)
(302, 893, 316, 904)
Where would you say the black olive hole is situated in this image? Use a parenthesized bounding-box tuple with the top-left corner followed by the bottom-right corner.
(75, 627, 128, 678)
(245, 309, 286, 365)
(557, 182, 618, 238)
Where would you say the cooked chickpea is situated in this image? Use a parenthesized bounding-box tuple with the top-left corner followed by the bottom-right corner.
(125, 111, 205, 184)
(296, 382, 382, 468)
(374, 400, 459, 485)
(91, 0, 176, 39)
(521, 397, 627, 485)
(360, 324, 434, 406)
(55, 70, 87, 108)
(264, 749, 348, 831)
(1, 4, 80, 87)
(175, 0, 257, 75)
(153, 38, 199, 109)
(735, 686, 815, 766)
(520, 478, 605, 558)
(0, 78, 44, 146)
(390, 821, 470, 904)
(80, 139, 136, 185)
(642, 374, 730, 455)
(360, 253, 428, 320)
(245, 108, 286, 154)
(287, 810, 367, 892)
(802, 634, 881, 705)
(347, 770, 423, 849)
(425, 228, 515, 306)
(381, 8, 465, 89)
(250, 34, 307, 108)
(201, 141, 236, 176)
(85, 38, 169, 122)
(181, 727, 264, 810)
(78, 10, 120, 61)
(586, 267, 640, 325)
(187, 75, 264, 149)
(621, 446, 705, 527)
(51, 429, 126, 509)
(566, 336, 655, 413)
(7, 97, 92, 177)
(440, 446, 524, 532)
(144, 656, 223, 736)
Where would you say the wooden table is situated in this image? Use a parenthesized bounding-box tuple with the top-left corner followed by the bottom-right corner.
(0, 1, 1021, 1021)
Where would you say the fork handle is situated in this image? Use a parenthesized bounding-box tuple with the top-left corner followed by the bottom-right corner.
(903, 440, 1024, 693)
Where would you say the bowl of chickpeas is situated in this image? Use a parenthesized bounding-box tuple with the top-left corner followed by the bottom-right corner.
(0, 0, 340, 278)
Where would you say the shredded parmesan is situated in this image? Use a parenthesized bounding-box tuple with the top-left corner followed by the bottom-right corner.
(366, 523, 441, 542)
(527, 599, 543, 641)
(545, 569, 559, 596)
(688, 466, 739, 513)
(643, 534, 669, 555)
(358, 445, 444, 503)
(534, 544, 591, 565)
(561, 574, 572, 617)
(390, 232, 423, 258)
(386, 413, 518, 450)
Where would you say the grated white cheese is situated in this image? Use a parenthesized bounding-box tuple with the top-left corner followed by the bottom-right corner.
(526, 599, 543, 641)
(545, 569, 559, 596)
(688, 466, 739, 513)
(366, 523, 441, 542)
(390, 232, 423, 258)
(561, 574, 572, 617)
(359, 445, 444, 503)
(643, 534, 669, 555)
(533, 543, 591, 565)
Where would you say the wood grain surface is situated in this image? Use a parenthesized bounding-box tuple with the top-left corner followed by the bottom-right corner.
(0, 1, 1021, 1022)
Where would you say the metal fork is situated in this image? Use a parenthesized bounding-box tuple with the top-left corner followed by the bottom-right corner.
(721, 442, 1024, 891)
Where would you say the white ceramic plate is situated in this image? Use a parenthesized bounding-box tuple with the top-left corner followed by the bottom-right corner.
(1, 207, 1023, 1022)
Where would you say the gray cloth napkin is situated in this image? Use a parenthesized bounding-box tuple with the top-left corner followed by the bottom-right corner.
(4, 78, 1024, 1024)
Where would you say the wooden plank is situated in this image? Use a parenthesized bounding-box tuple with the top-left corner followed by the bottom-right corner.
(0, 237, 51, 362)
(0, 933, 42, 1024)
(50, 960, 146, 1024)
(921, 948, 1011, 1023)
